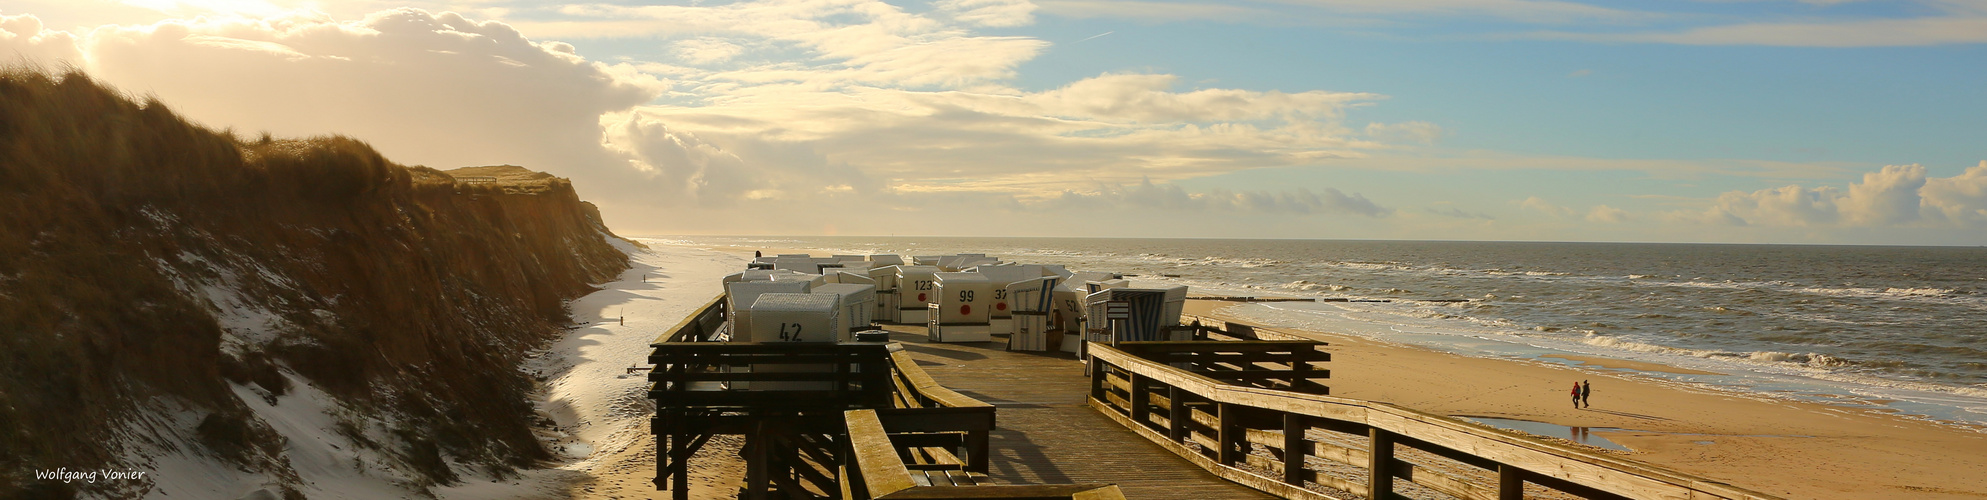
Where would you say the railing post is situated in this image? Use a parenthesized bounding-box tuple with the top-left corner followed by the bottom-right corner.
(968, 427, 991, 473)
(1090, 356, 1106, 402)
(1368, 426, 1394, 500)
(747, 420, 769, 500)
(1218, 402, 1240, 466)
(1168, 385, 1188, 442)
(1282, 413, 1307, 485)
(1498, 464, 1524, 500)
(1130, 372, 1151, 428)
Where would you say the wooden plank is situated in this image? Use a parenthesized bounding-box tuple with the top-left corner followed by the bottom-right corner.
(1191, 369, 1333, 381)
(846, 410, 919, 498)
(876, 484, 1126, 499)
(1089, 398, 1336, 500)
(1135, 352, 1334, 364)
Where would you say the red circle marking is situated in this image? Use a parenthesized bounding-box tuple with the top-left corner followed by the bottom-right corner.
(918, 293, 927, 302)
(960, 305, 972, 315)
(996, 302, 1008, 311)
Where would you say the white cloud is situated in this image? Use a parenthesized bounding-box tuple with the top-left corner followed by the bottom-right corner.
(936, 0, 1038, 27)
(1707, 185, 1841, 226)
(1667, 163, 1987, 228)
(1042, 178, 1389, 216)
(1585, 204, 1628, 223)
(0, 13, 84, 65)
(75, 8, 661, 175)
(1922, 161, 1987, 225)
(1519, 196, 1575, 217)
(1837, 163, 1926, 226)
(615, 72, 1381, 205)
(672, 37, 744, 65)
(1364, 121, 1442, 145)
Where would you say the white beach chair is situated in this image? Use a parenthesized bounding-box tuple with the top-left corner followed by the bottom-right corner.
(972, 265, 1045, 335)
(1004, 276, 1062, 351)
(929, 272, 994, 342)
(814, 283, 877, 341)
(745, 293, 843, 390)
(726, 280, 812, 341)
(867, 266, 902, 323)
(895, 265, 942, 324)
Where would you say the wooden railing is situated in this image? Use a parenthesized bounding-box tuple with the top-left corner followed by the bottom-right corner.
(885, 349, 995, 473)
(656, 293, 729, 344)
(648, 293, 1009, 498)
(1087, 342, 1780, 500)
(842, 409, 1127, 500)
(1114, 340, 1332, 394)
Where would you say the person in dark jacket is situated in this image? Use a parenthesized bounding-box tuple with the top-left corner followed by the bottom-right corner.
(1581, 380, 1592, 408)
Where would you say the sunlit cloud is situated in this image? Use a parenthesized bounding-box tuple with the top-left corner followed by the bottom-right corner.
(1664, 163, 1987, 228)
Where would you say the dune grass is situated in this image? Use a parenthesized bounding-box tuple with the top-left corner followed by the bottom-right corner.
(0, 67, 628, 497)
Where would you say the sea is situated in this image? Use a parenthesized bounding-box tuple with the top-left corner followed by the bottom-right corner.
(659, 236, 1987, 430)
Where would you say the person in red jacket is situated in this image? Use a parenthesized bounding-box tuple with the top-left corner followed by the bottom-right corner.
(1571, 382, 1582, 409)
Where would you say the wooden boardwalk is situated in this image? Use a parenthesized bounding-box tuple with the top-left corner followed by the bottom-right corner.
(882, 326, 1274, 499)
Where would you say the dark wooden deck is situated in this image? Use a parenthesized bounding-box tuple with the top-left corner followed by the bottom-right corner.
(882, 326, 1274, 499)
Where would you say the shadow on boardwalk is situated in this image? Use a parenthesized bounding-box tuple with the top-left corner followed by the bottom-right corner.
(882, 327, 1275, 500)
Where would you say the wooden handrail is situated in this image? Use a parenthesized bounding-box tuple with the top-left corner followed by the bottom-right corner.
(653, 293, 728, 345)
(847, 409, 920, 498)
(1088, 343, 1779, 500)
(891, 350, 994, 410)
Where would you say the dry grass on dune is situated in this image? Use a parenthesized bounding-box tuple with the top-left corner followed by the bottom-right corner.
(0, 67, 629, 498)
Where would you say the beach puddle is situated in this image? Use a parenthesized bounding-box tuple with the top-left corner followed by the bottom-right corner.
(1461, 417, 1632, 452)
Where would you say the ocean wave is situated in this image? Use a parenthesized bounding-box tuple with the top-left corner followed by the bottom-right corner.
(1322, 261, 1415, 272)
(1187, 256, 1281, 268)
(1281, 280, 1349, 292)
(1735, 351, 1853, 368)
(1886, 287, 1960, 297)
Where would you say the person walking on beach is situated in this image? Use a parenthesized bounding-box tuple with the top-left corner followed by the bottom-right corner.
(1581, 380, 1592, 408)
(1571, 382, 1582, 408)
(754, 250, 762, 258)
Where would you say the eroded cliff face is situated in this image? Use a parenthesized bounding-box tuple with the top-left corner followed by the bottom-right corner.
(0, 69, 628, 498)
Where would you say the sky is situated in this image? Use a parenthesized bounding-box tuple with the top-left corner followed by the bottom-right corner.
(3, 0, 1984, 244)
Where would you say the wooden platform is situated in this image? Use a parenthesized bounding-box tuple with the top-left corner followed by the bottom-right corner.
(881, 326, 1274, 499)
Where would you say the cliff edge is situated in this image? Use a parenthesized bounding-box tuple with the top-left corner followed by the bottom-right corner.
(0, 69, 629, 498)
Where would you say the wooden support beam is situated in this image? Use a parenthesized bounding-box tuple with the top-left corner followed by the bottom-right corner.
(1218, 403, 1240, 466)
(1167, 385, 1188, 442)
(1283, 413, 1307, 485)
(1499, 464, 1524, 500)
(1130, 373, 1152, 432)
(1369, 427, 1394, 500)
(747, 421, 770, 500)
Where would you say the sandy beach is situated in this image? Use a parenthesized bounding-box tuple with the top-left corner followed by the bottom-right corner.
(549, 243, 1986, 500)
(1183, 300, 1987, 499)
